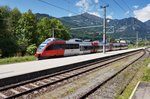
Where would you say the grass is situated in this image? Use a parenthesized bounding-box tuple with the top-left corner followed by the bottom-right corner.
(117, 57, 150, 99)
(0, 55, 36, 65)
(128, 44, 137, 49)
(142, 58, 150, 82)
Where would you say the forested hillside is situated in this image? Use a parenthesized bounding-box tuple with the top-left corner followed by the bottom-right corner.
(0, 6, 70, 57)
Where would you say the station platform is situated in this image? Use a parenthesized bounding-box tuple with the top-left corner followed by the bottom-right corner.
(129, 81, 150, 99)
(0, 48, 144, 87)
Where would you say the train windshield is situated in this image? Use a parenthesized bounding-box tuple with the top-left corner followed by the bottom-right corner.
(37, 39, 53, 52)
(37, 44, 46, 52)
(42, 38, 54, 44)
(42, 40, 50, 44)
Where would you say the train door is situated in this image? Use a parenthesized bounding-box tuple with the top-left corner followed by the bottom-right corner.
(64, 44, 80, 56)
(71, 44, 80, 55)
(54, 44, 65, 56)
(64, 44, 70, 56)
(44, 44, 57, 57)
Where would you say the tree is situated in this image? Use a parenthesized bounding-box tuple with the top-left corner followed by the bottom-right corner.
(37, 17, 52, 44)
(16, 10, 37, 55)
(0, 6, 18, 57)
(50, 19, 70, 40)
(37, 18, 70, 44)
(0, 7, 71, 57)
(8, 8, 21, 37)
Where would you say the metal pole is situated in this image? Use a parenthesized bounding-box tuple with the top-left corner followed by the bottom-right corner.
(136, 31, 138, 47)
(52, 28, 54, 38)
(101, 4, 109, 53)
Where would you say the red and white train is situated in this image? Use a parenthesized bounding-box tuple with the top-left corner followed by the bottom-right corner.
(35, 38, 128, 60)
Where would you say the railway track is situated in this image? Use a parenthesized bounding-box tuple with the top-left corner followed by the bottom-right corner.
(0, 49, 145, 99)
(71, 49, 149, 99)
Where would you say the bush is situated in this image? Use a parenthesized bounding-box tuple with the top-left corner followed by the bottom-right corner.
(26, 44, 37, 55)
(0, 56, 36, 65)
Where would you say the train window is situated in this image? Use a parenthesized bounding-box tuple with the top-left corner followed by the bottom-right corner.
(46, 44, 65, 50)
(76, 44, 79, 49)
(84, 46, 87, 50)
(72, 44, 78, 49)
(68, 44, 71, 49)
(75, 39, 82, 42)
(80, 46, 84, 51)
(46, 45, 54, 50)
(83, 46, 92, 50)
(53, 44, 65, 50)
(65, 44, 79, 49)
(65, 44, 69, 49)
(70, 44, 73, 49)
(53, 44, 59, 49)
(83, 46, 88, 50)
(60, 44, 65, 49)
(95, 46, 99, 49)
(37, 45, 45, 51)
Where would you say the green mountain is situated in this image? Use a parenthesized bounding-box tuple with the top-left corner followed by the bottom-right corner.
(35, 13, 54, 20)
(36, 13, 150, 41)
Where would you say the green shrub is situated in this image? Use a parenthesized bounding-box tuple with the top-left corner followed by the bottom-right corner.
(26, 44, 37, 55)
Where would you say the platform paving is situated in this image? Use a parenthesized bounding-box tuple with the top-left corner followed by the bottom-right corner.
(0, 48, 143, 80)
(130, 81, 150, 99)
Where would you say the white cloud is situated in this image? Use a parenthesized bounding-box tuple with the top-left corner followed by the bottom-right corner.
(107, 15, 113, 19)
(107, 12, 113, 19)
(133, 5, 139, 9)
(76, 0, 89, 12)
(89, 12, 100, 17)
(76, 0, 101, 18)
(134, 4, 150, 22)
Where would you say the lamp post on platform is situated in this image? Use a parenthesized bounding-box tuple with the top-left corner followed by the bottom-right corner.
(101, 4, 109, 53)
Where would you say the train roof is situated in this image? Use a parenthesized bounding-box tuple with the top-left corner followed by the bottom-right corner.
(68, 38, 83, 42)
(42, 38, 65, 44)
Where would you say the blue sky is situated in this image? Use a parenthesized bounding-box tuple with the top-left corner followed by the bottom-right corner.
(0, 0, 150, 22)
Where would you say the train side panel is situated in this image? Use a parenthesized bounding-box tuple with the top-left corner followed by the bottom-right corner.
(64, 42, 80, 56)
(79, 42, 92, 54)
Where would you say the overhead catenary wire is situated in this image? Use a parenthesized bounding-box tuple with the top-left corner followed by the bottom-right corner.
(70, 25, 103, 30)
(112, 0, 136, 24)
(100, 0, 115, 13)
(38, 0, 100, 26)
(112, 0, 127, 14)
(121, 0, 136, 29)
(121, 0, 134, 13)
(63, 0, 74, 5)
(112, 0, 139, 41)
(39, 0, 85, 28)
(37, 0, 97, 30)
(38, 0, 71, 14)
(121, 0, 136, 24)
(37, 0, 108, 39)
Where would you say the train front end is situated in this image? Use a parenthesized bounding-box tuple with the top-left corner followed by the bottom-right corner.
(35, 38, 55, 60)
